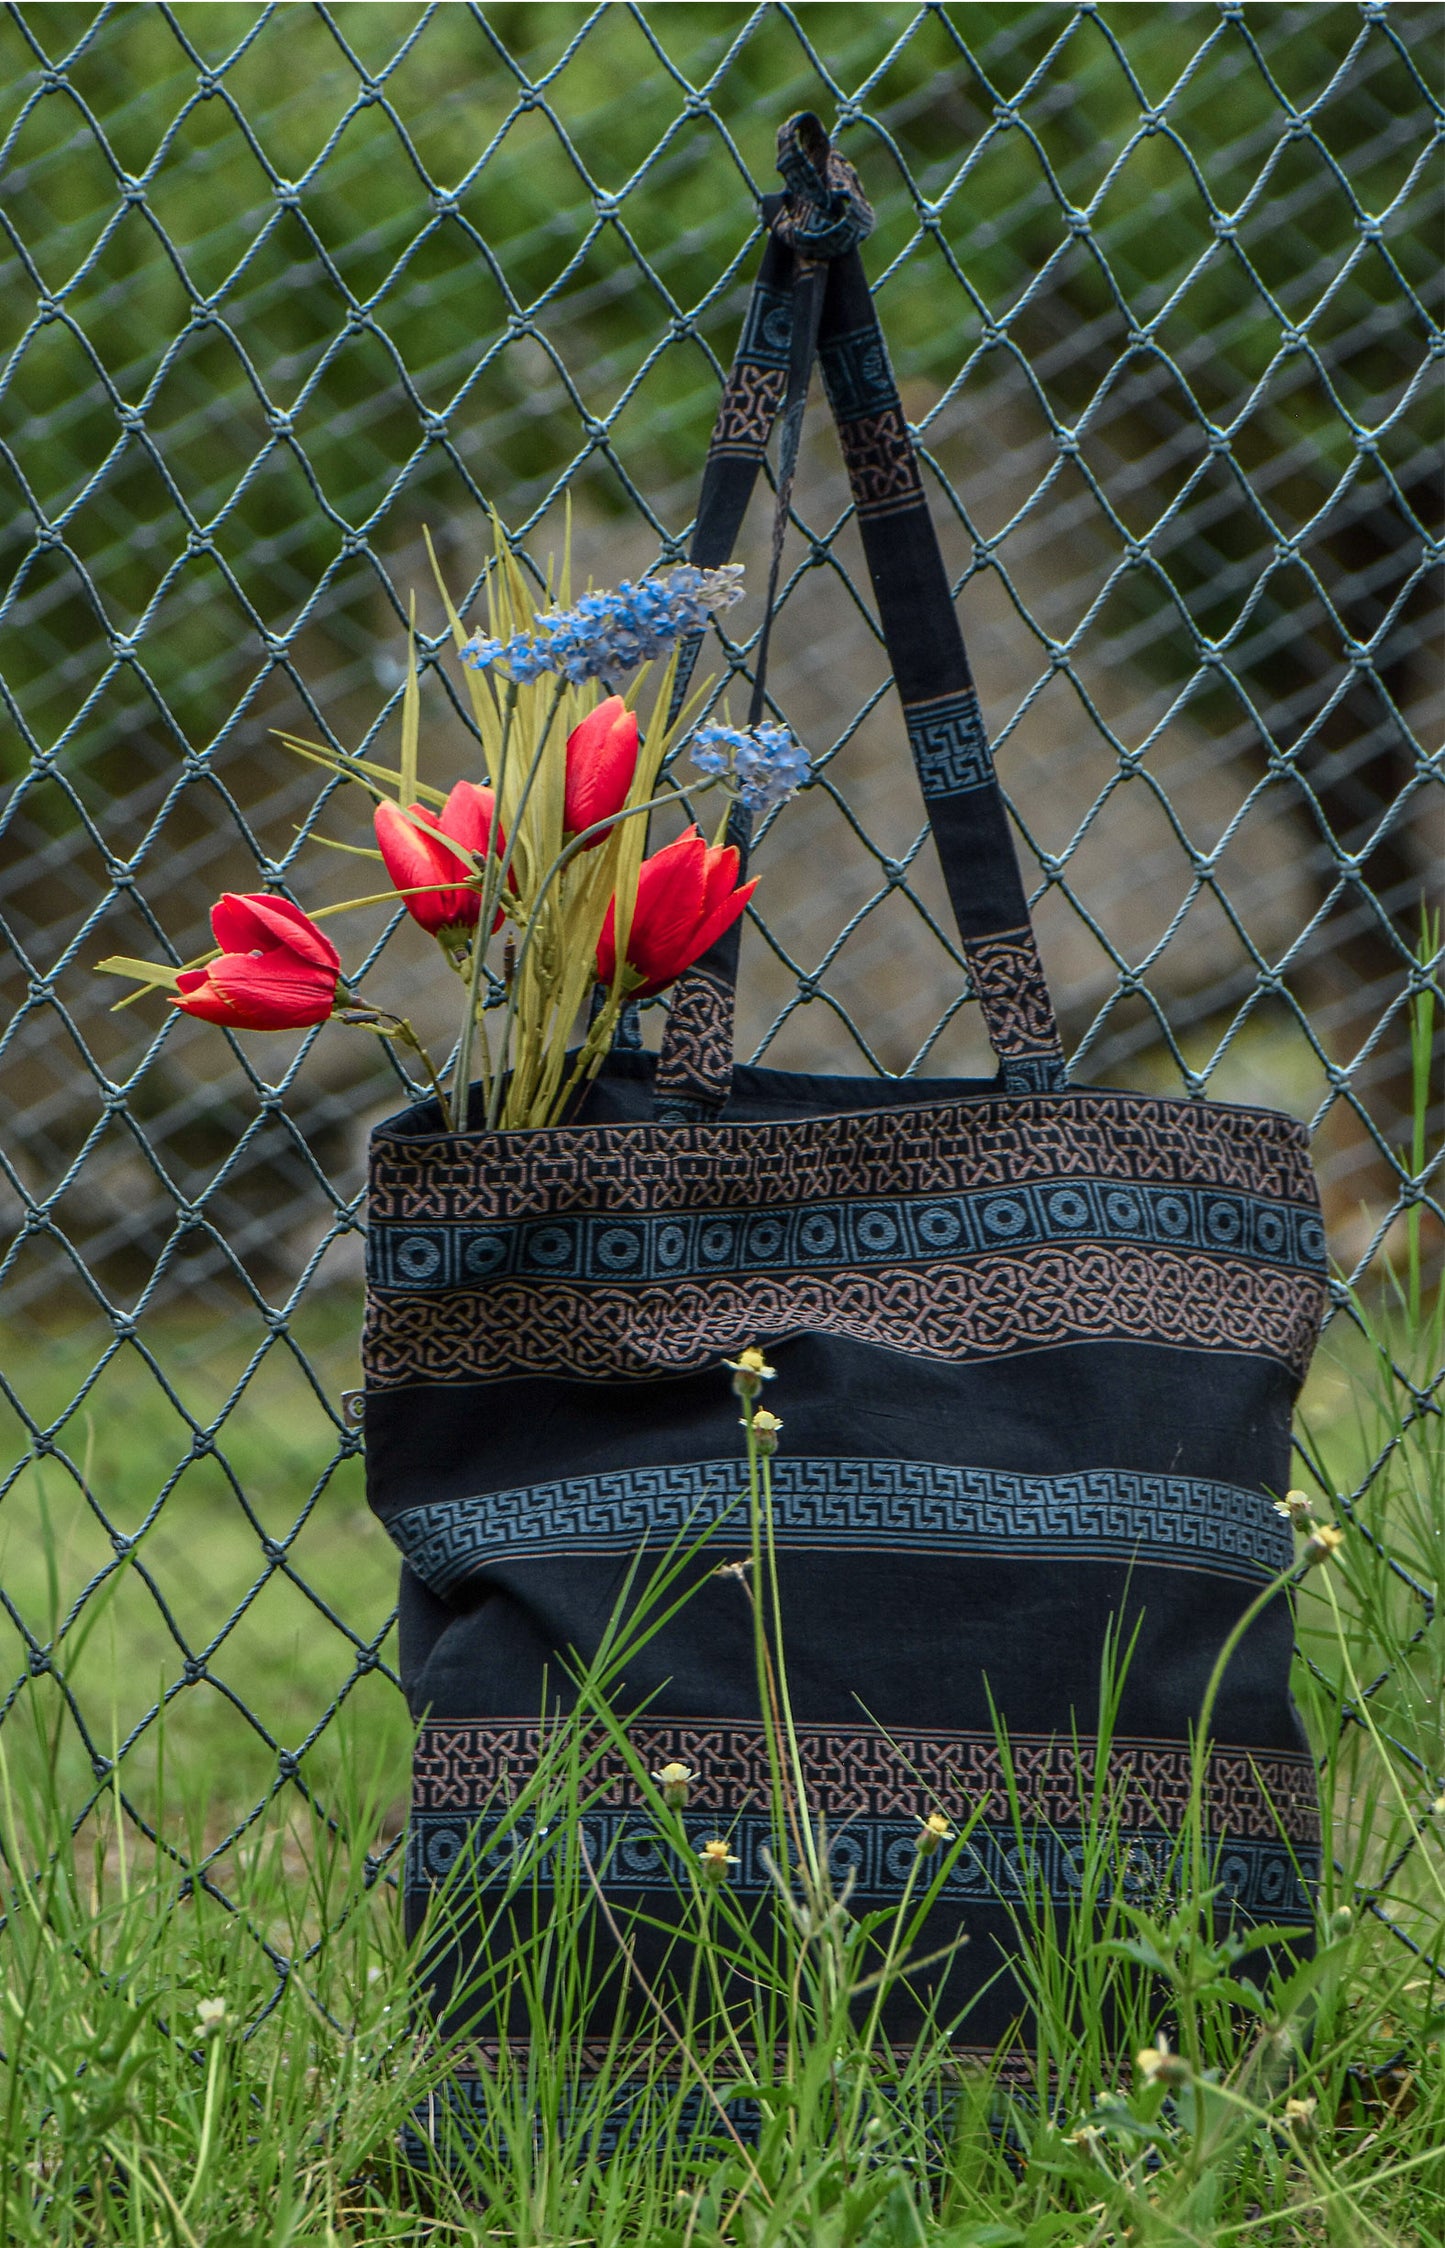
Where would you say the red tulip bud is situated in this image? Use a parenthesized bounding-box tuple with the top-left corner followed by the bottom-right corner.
(374, 780, 506, 939)
(564, 697, 638, 847)
(173, 893, 340, 1029)
(595, 826, 756, 1000)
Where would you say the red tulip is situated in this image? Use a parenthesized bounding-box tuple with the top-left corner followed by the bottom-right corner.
(173, 893, 340, 1029)
(374, 781, 506, 939)
(564, 696, 638, 846)
(595, 826, 757, 999)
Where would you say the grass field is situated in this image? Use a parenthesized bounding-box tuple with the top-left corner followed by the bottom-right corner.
(0, 1268, 1440, 2244)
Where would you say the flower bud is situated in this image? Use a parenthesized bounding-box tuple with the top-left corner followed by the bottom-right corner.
(915, 1810, 955, 1858)
(1273, 1489, 1314, 1526)
(725, 1346, 776, 1401)
(1135, 2037, 1189, 2088)
(653, 1760, 694, 1811)
(1302, 1522, 1345, 1568)
(745, 1408, 782, 1456)
(699, 1837, 739, 1887)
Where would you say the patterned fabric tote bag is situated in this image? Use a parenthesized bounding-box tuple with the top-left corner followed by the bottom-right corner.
(364, 118, 1329, 2111)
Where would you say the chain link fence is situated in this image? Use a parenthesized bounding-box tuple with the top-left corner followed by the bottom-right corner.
(1, 3, 1440, 2008)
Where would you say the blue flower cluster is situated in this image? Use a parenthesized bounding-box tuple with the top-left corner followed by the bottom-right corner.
(690, 720, 812, 813)
(460, 565, 745, 688)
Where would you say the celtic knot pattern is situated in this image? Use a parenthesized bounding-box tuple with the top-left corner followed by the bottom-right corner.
(836, 404, 926, 517)
(364, 1241, 1325, 1388)
(708, 362, 787, 457)
(367, 1089, 1319, 1224)
(964, 927, 1069, 1072)
(413, 1718, 1321, 1842)
(654, 971, 734, 1115)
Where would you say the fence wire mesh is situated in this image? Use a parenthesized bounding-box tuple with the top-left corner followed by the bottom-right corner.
(0, 1, 1440, 2011)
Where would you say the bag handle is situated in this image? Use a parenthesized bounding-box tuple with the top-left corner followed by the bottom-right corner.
(653, 118, 1066, 1119)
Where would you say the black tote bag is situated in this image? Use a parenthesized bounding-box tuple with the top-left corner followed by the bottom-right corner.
(364, 120, 1329, 2105)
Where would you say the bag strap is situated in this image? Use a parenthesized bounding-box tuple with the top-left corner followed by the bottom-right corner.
(653, 117, 1066, 1120)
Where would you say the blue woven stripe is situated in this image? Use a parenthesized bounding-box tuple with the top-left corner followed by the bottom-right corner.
(369, 1176, 1327, 1291)
(386, 1456, 1293, 1597)
(408, 1806, 1317, 1919)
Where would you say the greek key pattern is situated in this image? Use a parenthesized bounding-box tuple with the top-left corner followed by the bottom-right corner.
(837, 405, 926, 518)
(384, 1458, 1293, 1597)
(820, 320, 899, 420)
(654, 971, 734, 1115)
(964, 927, 1068, 1069)
(409, 1804, 1316, 1920)
(367, 1089, 1317, 1226)
(904, 688, 994, 799)
(364, 1242, 1325, 1387)
(412, 1720, 1321, 1845)
(709, 361, 787, 458)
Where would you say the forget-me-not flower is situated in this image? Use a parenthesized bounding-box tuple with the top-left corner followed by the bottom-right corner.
(461, 566, 745, 688)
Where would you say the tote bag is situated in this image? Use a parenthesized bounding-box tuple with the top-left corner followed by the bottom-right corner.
(364, 117, 1329, 2119)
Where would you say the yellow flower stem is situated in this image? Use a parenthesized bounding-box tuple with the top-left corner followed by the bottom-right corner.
(489, 775, 727, 1130)
(451, 679, 518, 1125)
(545, 982, 632, 1126)
(383, 1015, 453, 1131)
(485, 677, 569, 1128)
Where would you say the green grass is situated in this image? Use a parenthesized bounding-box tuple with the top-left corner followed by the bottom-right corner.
(0, 1274, 1441, 2242)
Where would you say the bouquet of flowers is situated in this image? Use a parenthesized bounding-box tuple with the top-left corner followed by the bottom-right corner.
(98, 537, 809, 1131)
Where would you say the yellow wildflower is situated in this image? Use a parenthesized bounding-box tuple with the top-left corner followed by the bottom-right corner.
(744, 1407, 783, 1455)
(699, 1837, 739, 1886)
(1273, 1489, 1314, 1526)
(1135, 2035, 1188, 2088)
(1302, 1522, 1345, 1568)
(653, 1760, 694, 1810)
(915, 1810, 955, 1858)
(725, 1347, 776, 1400)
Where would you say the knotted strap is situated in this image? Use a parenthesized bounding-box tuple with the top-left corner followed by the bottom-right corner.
(653, 117, 1066, 1119)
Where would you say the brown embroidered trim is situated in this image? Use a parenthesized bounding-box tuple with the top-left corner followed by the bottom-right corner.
(654, 969, 734, 1114)
(369, 1089, 1318, 1226)
(963, 926, 1065, 1066)
(836, 404, 926, 517)
(364, 1242, 1326, 1388)
(413, 1719, 1321, 1846)
(708, 361, 787, 458)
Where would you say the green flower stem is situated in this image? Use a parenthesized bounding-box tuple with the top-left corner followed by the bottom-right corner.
(760, 1438, 820, 1893)
(743, 1415, 797, 1881)
(1184, 1552, 1305, 2065)
(177, 2033, 224, 2221)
